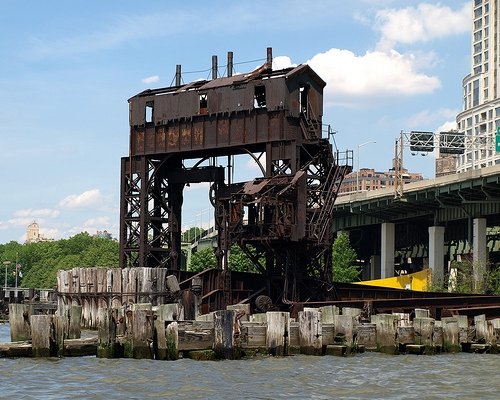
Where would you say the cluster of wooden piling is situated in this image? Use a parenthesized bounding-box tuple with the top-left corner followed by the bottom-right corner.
(2, 302, 500, 359)
(57, 267, 181, 328)
(1, 303, 94, 358)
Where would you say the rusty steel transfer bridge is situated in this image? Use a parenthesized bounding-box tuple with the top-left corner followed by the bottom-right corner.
(119, 49, 353, 306)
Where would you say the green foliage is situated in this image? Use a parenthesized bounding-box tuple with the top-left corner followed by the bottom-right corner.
(0, 233, 119, 289)
(485, 265, 500, 295)
(332, 232, 360, 283)
(189, 247, 217, 272)
(430, 260, 500, 295)
(188, 245, 262, 273)
(228, 245, 260, 273)
(181, 227, 205, 243)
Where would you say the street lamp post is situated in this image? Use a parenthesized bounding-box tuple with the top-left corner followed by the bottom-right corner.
(3, 261, 11, 291)
(356, 141, 377, 193)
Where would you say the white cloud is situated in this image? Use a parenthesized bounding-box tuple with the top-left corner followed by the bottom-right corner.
(13, 208, 60, 219)
(142, 75, 160, 84)
(406, 108, 458, 129)
(59, 189, 103, 209)
(82, 216, 111, 228)
(246, 157, 266, 174)
(435, 120, 458, 133)
(272, 56, 295, 70)
(38, 228, 60, 240)
(307, 48, 441, 106)
(375, 2, 470, 50)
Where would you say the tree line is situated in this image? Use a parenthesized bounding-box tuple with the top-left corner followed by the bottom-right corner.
(0, 233, 119, 289)
(0, 229, 362, 289)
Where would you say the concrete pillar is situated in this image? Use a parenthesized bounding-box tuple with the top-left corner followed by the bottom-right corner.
(428, 226, 445, 286)
(472, 217, 487, 290)
(370, 255, 381, 280)
(381, 223, 395, 278)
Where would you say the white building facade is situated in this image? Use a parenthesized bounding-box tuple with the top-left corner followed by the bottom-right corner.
(456, 0, 500, 172)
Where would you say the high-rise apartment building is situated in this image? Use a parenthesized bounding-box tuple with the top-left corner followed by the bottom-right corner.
(455, 0, 500, 172)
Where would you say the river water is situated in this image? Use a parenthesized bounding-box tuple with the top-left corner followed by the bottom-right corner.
(0, 324, 498, 399)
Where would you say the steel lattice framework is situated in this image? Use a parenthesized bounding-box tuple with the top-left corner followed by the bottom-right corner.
(120, 51, 352, 304)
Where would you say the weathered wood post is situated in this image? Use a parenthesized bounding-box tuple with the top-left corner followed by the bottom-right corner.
(165, 321, 179, 360)
(318, 305, 338, 346)
(333, 314, 355, 347)
(68, 305, 82, 339)
(433, 320, 444, 351)
(298, 309, 322, 355)
(415, 309, 430, 318)
(472, 314, 490, 352)
(154, 304, 181, 360)
(123, 303, 153, 359)
(456, 315, 473, 347)
(342, 307, 361, 318)
(442, 317, 461, 352)
(357, 323, 377, 351)
(53, 314, 68, 357)
(156, 303, 184, 322)
(266, 312, 290, 356)
(474, 314, 489, 343)
(371, 314, 398, 354)
(491, 318, 500, 352)
(30, 315, 53, 357)
(413, 317, 435, 354)
(57, 304, 82, 340)
(9, 303, 32, 342)
(97, 307, 118, 358)
(213, 309, 239, 359)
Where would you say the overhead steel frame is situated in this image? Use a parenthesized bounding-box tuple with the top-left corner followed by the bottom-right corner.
(120, 53, 352, 305)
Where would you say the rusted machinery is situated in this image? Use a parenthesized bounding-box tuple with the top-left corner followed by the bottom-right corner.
(120, 48, 352, 306)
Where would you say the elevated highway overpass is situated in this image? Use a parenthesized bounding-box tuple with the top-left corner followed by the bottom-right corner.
(333, 165, 500, 286)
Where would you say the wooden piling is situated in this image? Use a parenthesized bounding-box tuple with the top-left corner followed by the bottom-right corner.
(68, 305, 82, 339)
(266, 312, 290, 356)
(52, 314, 68, 357)
(214, 309, 239, 359)
(371, 314, 397, 354)
(357, 323, 377, 350)
(442, 317, 461, 352)
(97, 307, 118, 358)
(298, 309, 322, 355)
(333, 314, 355, 348)
(414, 309, 430, 318)
(165, 321, 179, 360)
(474, 314, 489, 344)
(433, 321, 443, 351)
(9, 303, 32, 342)
(30, 315, 53, 357)
(122, 303, 153, 359)
(414, 317, 435, 353)
(156, 303, 184, 322)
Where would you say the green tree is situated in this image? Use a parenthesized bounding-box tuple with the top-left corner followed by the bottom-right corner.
(2, 233, 120, 289)
(228, 245, 260, 273)
(181, 227, 205, 242)
(189, 247, 217, 272)
(332, 232, 359, 283)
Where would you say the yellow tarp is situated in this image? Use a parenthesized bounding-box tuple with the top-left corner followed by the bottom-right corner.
(353, 269, 431, 291)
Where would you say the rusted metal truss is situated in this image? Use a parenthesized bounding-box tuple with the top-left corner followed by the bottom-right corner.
(120, 49, 353, 306)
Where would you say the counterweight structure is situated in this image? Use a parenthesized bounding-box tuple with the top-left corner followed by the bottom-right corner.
(120, 52, 352, 305)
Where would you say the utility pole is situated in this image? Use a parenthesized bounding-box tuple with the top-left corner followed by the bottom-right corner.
(394, 130, 404, 199)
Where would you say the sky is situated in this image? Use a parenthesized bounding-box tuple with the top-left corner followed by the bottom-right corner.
(0, 0, 472, 244)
